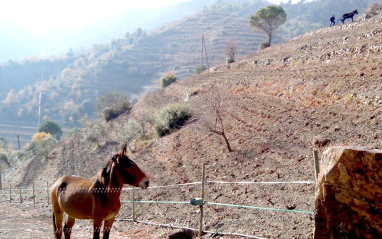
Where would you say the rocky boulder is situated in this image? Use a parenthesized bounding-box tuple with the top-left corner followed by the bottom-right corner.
(314, 146, 382, 238)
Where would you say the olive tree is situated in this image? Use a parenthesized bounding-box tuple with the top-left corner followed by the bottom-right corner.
(38, 120, 63, 140)
(249, 5, 287, 44)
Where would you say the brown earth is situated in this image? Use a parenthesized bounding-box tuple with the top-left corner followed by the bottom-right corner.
(1, 14, 382, 238)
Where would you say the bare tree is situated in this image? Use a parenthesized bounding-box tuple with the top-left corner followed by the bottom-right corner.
(195, 84, 232, 152)
(223, 41, 237, 63)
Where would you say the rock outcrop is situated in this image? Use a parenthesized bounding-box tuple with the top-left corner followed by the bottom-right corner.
(314, 146, 382, 238)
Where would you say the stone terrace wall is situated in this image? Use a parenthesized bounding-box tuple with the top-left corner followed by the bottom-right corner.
(314, 146, 382, 239)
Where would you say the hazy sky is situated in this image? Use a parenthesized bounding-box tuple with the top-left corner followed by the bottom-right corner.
(0, 0, 300, 34)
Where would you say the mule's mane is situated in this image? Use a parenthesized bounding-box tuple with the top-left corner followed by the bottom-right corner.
(95, 154, 118, 188)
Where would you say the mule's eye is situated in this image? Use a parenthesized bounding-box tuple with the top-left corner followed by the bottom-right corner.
(121, 157, 134, 168)
(124, 161, 134, 169)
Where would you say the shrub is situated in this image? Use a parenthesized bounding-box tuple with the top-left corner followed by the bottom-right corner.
(226, 58, 235, 64)
(32, 132, 52, 142)
(67, 127, 80, 137)
(0, 153, 10, 167)
(154, 104, 192, 137)
(258, 42, 271, 50)
(31, 132, 56, 156)
(194, 65, 207, 75)
(160, 74, 177, 88)
(35, 136, 56, 156)
(96, 92, 131, 121)
(82, 120, 106, 144)
(103, 101, 131, 121)
(38, 120, 63, 140)
(111, 117, 148, 147)
(0, 137, 8, 148)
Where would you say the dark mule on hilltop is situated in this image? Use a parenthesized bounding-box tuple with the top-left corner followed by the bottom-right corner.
(50, 145, 149, 239)
(338, 10, 358, 24)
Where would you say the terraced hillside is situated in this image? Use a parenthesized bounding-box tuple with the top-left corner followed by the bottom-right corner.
(1, 13, 382, 239)
(116, 5, 269, 84)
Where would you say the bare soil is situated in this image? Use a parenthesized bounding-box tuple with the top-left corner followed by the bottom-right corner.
(1, 14, 382, 238)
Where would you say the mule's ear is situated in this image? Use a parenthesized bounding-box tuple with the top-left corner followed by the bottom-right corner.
(112, 154, 118, 162)
(118, 145, 126, 159)
(122, 144, 127, 156)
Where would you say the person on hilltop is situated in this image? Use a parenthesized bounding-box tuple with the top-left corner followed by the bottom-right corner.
(330, 15, 336, 26)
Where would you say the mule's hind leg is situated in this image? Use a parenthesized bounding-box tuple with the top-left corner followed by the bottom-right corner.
(103, 218, 115, 239)
(64, 216, 75, 239)
(53, 211, 64, 239)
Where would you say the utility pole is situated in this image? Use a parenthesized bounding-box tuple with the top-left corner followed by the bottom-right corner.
(41, 59, 44, 80)
(17, 135, 20, 151)
(203, 35, 210, 69)
(37, 92, 41, 127)
(200, 33, 210, 69)
(38, 58, 44, 128)
(201, 33, 204, 67)
(0, 169, 2, 191)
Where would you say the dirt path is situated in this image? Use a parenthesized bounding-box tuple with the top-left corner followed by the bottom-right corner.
(0, 200, 52, 239)
(0, 200, 180, 239)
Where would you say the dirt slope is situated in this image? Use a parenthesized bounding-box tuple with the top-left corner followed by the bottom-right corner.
(2, 14, 382, 238)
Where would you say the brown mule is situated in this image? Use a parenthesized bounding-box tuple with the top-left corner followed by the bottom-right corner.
(50, 145, 149, 239)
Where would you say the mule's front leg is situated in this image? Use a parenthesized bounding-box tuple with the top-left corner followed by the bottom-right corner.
(93, 218, 103, 239)
(103, 218, 115, 239)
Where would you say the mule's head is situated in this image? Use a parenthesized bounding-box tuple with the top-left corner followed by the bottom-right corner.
(112, 145, 149, 189)
(354, 9, 358, 15)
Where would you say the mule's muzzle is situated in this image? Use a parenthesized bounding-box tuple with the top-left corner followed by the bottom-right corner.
(140, 177, 149, 189)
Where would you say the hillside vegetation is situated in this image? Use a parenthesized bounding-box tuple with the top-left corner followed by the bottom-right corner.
(0, 0, 375, 136)
(2, 9, 382, 238)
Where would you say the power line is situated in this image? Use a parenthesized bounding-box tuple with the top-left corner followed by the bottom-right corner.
(201, 0, 264, 31)
(150, 3, 270, 82)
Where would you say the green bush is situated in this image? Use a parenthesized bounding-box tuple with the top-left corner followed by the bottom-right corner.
(0, 137, 8, 148)
(67, 127, 80, 137)
(38, 120, 63, 140)
(103, 101, 131, 121)
(81, 120, 107, 145)
(154, 104, 192, 137)
(35, 136, 56, 157)
(226, 58, 235, 64)
(194, 65, 207, 75)
(96, 92, 131, 121)
(160, 74, 177, 88)
(0, 153, 10, 167)
(258, 42, 271, 50)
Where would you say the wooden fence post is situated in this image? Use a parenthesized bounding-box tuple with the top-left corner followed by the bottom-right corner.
(19, 187, 22, 203)
(0, 169, 2, 191)
(313, 150, 320, 181)
(47, 181, 49, 205)
(132, 189, 136, 222)
(33, 182, 36, 206)
(199, 162, 207, 238)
